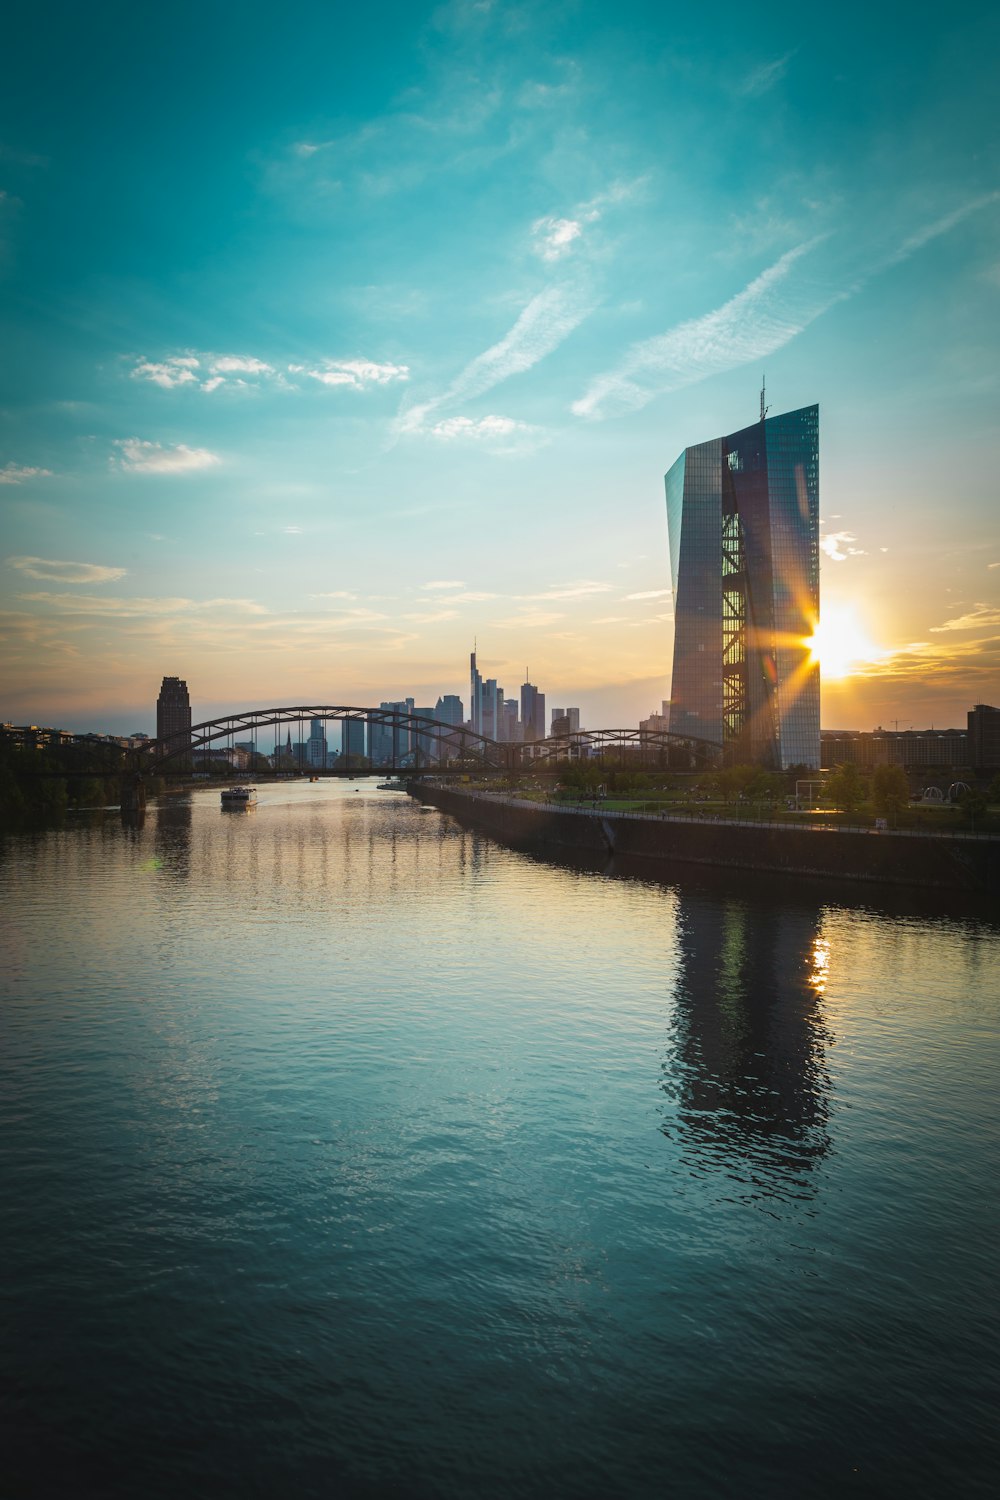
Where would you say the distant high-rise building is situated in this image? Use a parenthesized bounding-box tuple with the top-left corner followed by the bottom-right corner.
(968, 704, 1000, 770)
(307, 717, 327, 768)
(411, 707, 437, 762)
(482, 678, 504, 740)
(435, 695, 464, 727)
(342, 718, 367, 762)
(502, 698, 521, 742)
(520, 674, 545, 742)
(156, 676, 191, 754)
(550, 708, 565, 735)
(371, 699, 415, 764)
(551, 714, 571, 738)
(665, 402, 820, 769)
(470, 649, 484, 735)
(566, 707, 580, 733)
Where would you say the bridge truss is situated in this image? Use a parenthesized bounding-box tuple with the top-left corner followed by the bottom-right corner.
(134, 705, 721, 775)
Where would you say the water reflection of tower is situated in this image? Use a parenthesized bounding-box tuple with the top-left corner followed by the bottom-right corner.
(154, 798, 193, 880)
(662, 888, 832, 1203)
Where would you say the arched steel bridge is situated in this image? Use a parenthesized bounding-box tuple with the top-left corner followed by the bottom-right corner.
(134, 705, 722, 775)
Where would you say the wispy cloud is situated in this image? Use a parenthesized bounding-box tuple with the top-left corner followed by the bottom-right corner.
(847, 634, 1000, 693)
(573, 238, 832, 420)
(429, 414, 537, 444)
(421, 580, 466, 590)
(293, 139, 336, 157)
(574, 192, 1000, 423)
(524, 580, 611, 601)
(399, 282, 593, 437)
(821, 531, 867, 562)
(130, 356, 201, 389)
(129, 351, 405, 395)
(401, 607, 460, 623)
(490, 609, 566, 629)
(532, 216, 584, 262)
(296, 358, 409, 389)
(929, 604, 1000, 633)
(737, 51, 796, 98)
(531, 179, 648, 263)
(0, 462, 53, 485)
(884, 191, 1000, 268)
(625, 588, 671, 600)
(112, 439, 221, 474)
(7, 556, 126, 584)
(19, 592, 266, 617)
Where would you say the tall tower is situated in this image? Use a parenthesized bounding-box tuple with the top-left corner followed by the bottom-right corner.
(664, 404, 820, 770)
(156, 676, 191, 755)
(470, 647, 484, 736)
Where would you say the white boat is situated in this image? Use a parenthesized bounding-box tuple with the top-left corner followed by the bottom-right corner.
(221, 785, 258, 808)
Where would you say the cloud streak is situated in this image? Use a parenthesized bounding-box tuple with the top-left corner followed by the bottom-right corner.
(112, 439, 221, 474)
(0, 463, 53, 485)
(399, 282, 593, 437)
(7, 556, 126, 584)
(130, 351, 407, 395)
(929, 604, 1000, 633)
(573, 238, 833, 420)
(573, 192, 1000, 422)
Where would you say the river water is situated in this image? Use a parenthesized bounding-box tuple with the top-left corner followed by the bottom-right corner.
(2, 781, 998, 1498)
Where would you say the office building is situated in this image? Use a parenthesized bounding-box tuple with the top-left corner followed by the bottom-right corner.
(342, 718, 367, 763)
(820, 728, 968, 769)
(481, 678, 504, 740)
(370, 699, 415, 764)
(307, 718, 327, 769)
(435, 695, 464, 727)
(520, 675, 546, 742)
(156, 676, 191, 755)
(565, 708, 581, 733)
(470, 649, 484, 735)
(664, 402, 820, 769)
(503, 699, 522, 742)
(968, 704, 1000, 771)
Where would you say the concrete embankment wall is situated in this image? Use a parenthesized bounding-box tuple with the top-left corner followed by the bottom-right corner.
(411, 784, 999, 893)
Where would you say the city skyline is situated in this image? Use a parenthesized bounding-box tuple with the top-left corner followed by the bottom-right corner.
(2, 2, 998, 735)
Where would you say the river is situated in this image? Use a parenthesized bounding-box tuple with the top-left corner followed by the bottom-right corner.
(2, 780, 997, 1498)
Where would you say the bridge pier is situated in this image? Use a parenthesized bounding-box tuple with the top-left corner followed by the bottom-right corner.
(120, 772, 146, 816)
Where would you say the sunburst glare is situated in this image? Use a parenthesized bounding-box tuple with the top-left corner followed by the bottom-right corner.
(805, 604, 883, 680)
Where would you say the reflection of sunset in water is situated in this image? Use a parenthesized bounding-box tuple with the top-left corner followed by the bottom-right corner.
(2, 780, 999, 1498)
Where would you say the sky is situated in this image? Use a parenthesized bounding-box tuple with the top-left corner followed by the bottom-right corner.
(1, 0, 998, 736)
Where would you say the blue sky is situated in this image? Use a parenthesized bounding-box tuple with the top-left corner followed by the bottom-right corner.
(2, 0, 998, 733)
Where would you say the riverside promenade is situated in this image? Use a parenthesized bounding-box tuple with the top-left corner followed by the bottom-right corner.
(411, 783, 1000, 894)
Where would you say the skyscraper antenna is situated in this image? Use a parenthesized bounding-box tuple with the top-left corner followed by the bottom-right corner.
(760, 374, 770, 423)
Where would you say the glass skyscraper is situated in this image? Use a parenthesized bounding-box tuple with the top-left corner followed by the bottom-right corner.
(664, 404, 820, 770)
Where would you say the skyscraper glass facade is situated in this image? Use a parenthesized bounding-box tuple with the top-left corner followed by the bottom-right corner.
(664, 405, 820, 770)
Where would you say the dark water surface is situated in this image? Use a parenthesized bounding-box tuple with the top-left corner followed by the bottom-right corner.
(2, 782, 998, 1498)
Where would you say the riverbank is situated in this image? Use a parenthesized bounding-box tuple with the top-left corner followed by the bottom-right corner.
(411, 782, 1000, 893)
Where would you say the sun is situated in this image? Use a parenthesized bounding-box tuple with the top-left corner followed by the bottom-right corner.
(804, 604, 882, 680)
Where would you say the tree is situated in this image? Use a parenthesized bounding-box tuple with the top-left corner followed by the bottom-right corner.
(825, 762, 867, 817)
(958, 787, 988, 830)
(988, 772, 1000, 806)
(872, 764, 910, 826)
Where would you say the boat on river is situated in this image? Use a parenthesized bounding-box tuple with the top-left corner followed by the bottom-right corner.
(221, 785, 258, 809)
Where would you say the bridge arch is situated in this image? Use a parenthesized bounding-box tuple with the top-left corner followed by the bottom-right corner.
(136, 707, 722, 775)
(137, 705, 505, 771)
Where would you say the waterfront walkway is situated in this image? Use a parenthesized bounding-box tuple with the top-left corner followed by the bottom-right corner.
(429, 787, 998, 842)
